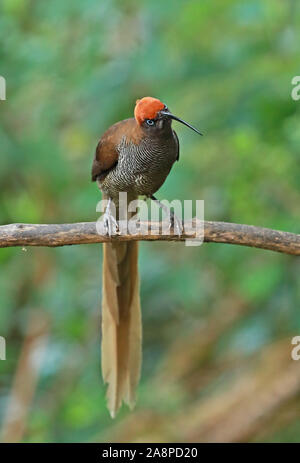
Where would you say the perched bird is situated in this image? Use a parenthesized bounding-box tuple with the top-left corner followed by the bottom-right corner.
(91, 97, 202, 417)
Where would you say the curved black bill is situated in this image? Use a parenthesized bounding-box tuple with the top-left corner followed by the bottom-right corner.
(160, 110, 203, 136)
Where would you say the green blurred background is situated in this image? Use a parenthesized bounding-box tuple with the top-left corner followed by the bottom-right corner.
(0, 0, 300, 443)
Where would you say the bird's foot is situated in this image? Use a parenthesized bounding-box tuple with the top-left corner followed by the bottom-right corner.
(169, 213, 183, 236)
(103, 211, 119, 237)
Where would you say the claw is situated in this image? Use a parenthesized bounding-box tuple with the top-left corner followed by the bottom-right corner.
(169, 213, 183, 236)
(103, 212, 118, 236)
(149, 195, 183, 236)
(102, 198, 119, 236)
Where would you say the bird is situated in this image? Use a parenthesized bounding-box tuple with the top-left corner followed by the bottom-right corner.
(91, 96, 202, 417)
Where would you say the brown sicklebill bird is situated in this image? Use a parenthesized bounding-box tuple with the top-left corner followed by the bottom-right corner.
(91, 97, 202, 417)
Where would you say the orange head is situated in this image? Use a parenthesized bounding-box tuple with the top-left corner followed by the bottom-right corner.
(134, 97, 165, 125)
(134, 96, 203, 135)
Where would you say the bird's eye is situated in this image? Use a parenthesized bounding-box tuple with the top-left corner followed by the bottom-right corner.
(146, 119, 155, 126)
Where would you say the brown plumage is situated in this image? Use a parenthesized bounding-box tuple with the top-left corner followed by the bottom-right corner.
(92, 97, 202, 417)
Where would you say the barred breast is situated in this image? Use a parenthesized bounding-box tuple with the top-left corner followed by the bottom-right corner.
(98, 131, 178, 200)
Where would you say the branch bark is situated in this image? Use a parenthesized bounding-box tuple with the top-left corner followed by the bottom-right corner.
(0, 220, 299, 255)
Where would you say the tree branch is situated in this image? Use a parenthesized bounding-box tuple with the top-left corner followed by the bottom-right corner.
(0, 220, 299, 255)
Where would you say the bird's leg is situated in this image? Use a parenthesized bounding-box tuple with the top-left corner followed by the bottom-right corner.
(103, 197, 119, 236)
(149, 195, 183, 235)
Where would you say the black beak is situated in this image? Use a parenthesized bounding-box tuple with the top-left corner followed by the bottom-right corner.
(160, 110, 203, 136)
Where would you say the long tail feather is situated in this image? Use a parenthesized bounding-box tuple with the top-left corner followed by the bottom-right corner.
(101, 240, 141, 417)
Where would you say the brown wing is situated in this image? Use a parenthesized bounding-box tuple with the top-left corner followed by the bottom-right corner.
(173, 129, 180, 161)
(91, 118, 139, 182)
(91, 124, 120, 181)
(91, 139, 118, 182)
